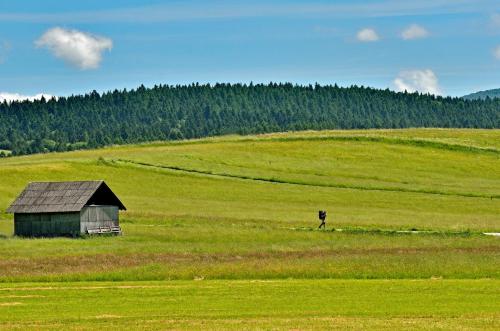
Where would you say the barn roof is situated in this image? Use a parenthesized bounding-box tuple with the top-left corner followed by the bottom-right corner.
(7, 181, 126, 214)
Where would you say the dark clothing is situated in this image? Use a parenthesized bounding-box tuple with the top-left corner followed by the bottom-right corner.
(319, 210, 327, 221)
(318, 210, 327, 229)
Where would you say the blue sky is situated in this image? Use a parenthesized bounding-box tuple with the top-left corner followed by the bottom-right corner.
(0, 0, 500, 100)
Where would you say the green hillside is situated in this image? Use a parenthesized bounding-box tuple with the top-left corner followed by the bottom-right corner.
(463, 88, 500, 100)
(0, 129, 498, 329)
(0, 128, 498, 278)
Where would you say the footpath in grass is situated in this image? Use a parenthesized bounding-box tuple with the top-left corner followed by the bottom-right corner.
(0, 279, 498, 330)
(0, 222, 498, 282)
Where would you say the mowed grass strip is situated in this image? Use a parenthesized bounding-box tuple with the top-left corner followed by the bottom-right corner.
(103, 133, 500, 198)
(0, 279, 498, 330)
(113, 157, 498, 199)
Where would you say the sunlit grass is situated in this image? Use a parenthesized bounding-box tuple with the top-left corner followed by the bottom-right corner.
(0, 129, 498, 282)
(0, 279, 498, 330)
(0, 129, 498, 329)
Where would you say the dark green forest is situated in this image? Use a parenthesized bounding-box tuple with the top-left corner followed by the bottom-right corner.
(462, 88, 500, 100)
(0, 83, 498, 156)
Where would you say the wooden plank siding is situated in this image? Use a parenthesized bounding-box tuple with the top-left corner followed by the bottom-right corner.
(80, 205, 119, 234)
(14, 212, 80, 237)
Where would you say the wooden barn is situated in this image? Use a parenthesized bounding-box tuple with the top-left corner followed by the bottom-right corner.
(7, 181, 126, 237)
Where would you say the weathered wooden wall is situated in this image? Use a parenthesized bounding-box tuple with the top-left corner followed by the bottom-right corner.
(14, 212, 80, 237)
(80, 205, 119, 233)
(13, 205, 119, 237)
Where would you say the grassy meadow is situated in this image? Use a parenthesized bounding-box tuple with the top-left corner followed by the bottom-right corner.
(0, 279, 498, 330)
(0, 128, 498, 329)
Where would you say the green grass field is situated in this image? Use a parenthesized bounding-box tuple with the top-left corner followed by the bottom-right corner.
(0, 280, 498, 330)
(0, 129, 498, 329)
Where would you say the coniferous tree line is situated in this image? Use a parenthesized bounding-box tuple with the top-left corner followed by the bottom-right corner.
(0, 83, 498, 156)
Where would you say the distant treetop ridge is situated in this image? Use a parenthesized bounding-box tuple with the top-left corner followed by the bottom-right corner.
(462, 88, 500, 101)
(1, 83, 498, 155)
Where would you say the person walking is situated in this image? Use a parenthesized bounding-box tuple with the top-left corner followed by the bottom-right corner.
(318, 210, 327, 229)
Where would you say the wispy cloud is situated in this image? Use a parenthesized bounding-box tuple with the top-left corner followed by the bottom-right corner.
(0, 92, 54, 103)
(493, 46, 500, 59)
(357, 28, 380, 42)
(491, 13, 500, 26)
(35, 27, 112, 70)
(0, 41, 11, 64)
(401, 24, 429, 40)
(393, 69, 442, 95)
(0, 0, 494, 23)
(313, 26, 338, 35)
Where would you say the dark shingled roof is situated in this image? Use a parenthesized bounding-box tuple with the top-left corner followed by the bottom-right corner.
(7, 181, 126, 214)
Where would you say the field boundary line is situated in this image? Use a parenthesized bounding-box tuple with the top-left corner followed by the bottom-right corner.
(117, 135, 500, 155)
(235, 136, 500, 155)
(111, 159, 499, 199)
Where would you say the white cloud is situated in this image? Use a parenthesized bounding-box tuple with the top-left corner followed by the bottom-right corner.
(356, 28, 379, 42)
(35, 27, 112, 70)
(0, 92, 54, 104)
(491, 13, 500, 27)
(393, 69, 441, 95)
(401, 24, 429, 40)
(494, 45, 500, 59)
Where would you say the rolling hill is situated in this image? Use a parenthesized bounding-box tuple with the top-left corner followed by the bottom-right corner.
(0, 128, 498, 278)
(0, 128, 498, 329)
(463, 88, 500, 100)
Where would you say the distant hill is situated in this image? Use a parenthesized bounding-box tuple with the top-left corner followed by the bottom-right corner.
(463, 88, 500, 100)
(0, 83, 499, 156)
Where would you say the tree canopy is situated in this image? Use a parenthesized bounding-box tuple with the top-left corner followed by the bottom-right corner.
(0, 83, 498, 156)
